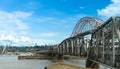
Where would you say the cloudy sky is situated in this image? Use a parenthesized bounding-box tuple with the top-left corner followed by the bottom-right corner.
(0, 0, 119, 46)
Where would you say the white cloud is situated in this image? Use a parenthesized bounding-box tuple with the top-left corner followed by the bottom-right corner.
(12, 11, 32, 19)
(97, 0, 120, 17)
(111, 0, 120, 2)
(0, 10, 33, 46)
(29, 32, 60, 45)
(0, 10, 31, 30)
(19, 36, 32, 43)
(33, 39, 58, 45)
(0, 10, 66, 46)
(0, 9, 87, 46)
(0, 34, 32, 46)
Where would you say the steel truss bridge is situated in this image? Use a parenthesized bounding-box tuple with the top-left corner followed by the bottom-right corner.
(57, 16, 120, 68)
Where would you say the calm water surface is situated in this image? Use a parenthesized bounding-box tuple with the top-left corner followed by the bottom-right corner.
(0, 55, 53, 69)
(0, 55, 110, 69)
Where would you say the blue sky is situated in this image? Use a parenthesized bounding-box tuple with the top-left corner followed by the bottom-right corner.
(0, 0, 120, 46)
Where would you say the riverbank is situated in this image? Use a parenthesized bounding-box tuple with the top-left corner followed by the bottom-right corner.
(45, 62, 91, 69)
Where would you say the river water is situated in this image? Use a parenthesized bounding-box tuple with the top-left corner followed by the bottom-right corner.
(0, 55, 53, 69)
(0, 55, 110, 69)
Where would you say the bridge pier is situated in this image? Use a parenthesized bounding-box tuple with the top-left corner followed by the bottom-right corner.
(68, 40, 72, 55)
(61, 45, 63, 53)
(63, 43, 66, 54)
(71, 40, 74, 55)
(76, 38, 80, 56)
(74, 39, 78, 56)
(66, 41, 69, 55)
(64, 42, 67, 54)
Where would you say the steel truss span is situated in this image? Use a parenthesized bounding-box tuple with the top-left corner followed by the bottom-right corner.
(89, 16, 120, 68)
(71, 17, 104, 37)
(58, 16, 120, 68)
(58, 17, 104, 57)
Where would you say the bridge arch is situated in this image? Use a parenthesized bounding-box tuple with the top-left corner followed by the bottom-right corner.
(71, 17, 104, 37)
(58, 17, 104, 56)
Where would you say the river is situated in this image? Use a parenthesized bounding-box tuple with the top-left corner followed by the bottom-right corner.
(0, 55, 53, 69)
(0, 55, 110, 69)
